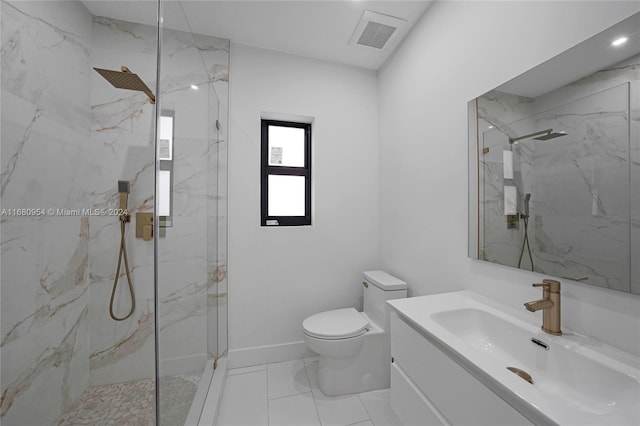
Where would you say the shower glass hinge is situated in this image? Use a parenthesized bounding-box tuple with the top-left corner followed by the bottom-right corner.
(216, 119, 221, 130)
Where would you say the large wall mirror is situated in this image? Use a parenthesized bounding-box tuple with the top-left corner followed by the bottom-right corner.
(468, 12, 640, 294)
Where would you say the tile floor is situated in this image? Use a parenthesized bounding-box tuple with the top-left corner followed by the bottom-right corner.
(217, 358, 403, 426)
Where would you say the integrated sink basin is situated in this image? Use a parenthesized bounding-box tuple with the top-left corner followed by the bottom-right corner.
(388, 291, 640, 425)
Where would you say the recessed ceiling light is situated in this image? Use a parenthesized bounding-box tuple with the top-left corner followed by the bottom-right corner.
(190, 84, 198, 90)
(488, 125, 494, 129)
(611, 36, 628, 47)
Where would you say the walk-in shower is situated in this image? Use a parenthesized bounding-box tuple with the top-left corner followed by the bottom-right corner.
(1, 1, 229, 425)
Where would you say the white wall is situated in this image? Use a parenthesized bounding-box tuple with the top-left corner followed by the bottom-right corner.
(378, 1, 640, 356)
(228, 43, 379, 365)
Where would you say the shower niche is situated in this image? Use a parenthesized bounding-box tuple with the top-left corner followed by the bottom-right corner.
(468, 12, 640, 294)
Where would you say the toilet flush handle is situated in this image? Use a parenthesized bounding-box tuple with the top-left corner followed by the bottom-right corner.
(362, 281, 368, 288)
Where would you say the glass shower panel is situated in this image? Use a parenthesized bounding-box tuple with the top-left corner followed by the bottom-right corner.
(156, 2, 229, 424)
(479, 125, 516, 263)
(210, 95, 229, 361)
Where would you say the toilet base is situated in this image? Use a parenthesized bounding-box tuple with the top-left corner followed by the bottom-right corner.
(316, 328, 389, 396)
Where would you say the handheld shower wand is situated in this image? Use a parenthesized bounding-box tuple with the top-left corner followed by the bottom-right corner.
(518, 193, 534, 271)
(110, 180, 136, 321)
(118, 180, 130, 216)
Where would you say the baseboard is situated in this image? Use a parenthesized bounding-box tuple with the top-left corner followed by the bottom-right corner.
(228, 341, 314, 369)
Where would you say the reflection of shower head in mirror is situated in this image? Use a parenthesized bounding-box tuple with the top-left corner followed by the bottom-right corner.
(509, 128, 568, 144)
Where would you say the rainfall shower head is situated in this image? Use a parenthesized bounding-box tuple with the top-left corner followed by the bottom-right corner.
(509, 128, 568, 144)
(94, 66, 156, 104)
(533, 132, 568, 141)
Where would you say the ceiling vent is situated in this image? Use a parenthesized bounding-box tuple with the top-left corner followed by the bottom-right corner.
(349, 10, 407, 50)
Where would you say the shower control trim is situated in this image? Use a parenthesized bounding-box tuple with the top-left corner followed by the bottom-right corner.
(136, 212, 154, 241)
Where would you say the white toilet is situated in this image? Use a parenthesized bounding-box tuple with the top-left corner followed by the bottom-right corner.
(302, 270, 407, 396)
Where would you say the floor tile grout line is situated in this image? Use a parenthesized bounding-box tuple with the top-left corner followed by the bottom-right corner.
(303, 361, 324, 426)
(227, 368, 267, 378)
(227, 364, 268, 376)
(266, 364, 271, 426)
(358, 393, 374, 423)
(268, 390, 313, 402)
(346, 420, 373, 426)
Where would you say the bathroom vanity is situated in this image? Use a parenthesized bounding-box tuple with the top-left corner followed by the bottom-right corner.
(388, 291, 640, 426)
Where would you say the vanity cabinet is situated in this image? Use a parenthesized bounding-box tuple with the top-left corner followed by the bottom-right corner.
(390, 312, 533, 426)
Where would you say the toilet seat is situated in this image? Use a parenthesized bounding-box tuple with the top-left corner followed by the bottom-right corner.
(303, 308, 369, 340)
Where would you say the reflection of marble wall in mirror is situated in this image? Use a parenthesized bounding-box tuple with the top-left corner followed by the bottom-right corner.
(475, 53, 639, 294)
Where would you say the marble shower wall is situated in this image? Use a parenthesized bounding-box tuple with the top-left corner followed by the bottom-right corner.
(1, 2, 92, 425)
(478, 54, 640, 293)
(1, 3, 229, 424)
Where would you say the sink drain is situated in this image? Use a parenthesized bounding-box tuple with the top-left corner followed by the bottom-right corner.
(507, 367, 533, 384)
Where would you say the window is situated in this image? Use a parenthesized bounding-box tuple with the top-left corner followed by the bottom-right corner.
(261, 119, 311, 226)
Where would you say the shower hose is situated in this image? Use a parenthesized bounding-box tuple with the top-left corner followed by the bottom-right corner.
(109, 215, 136, 321)
(517, 215, 534, 271)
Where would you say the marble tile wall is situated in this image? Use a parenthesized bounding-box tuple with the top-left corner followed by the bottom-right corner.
(530, 83, 630, 290)
(1, 2, 229, 424)
(1, 1, 93, 425)
(478, 54, 640, 293)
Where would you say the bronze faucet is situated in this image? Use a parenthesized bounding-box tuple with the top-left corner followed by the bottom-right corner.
(524, 279, 562, 336)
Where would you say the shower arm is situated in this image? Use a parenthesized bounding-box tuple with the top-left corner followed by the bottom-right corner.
(509, 129, 552, 144)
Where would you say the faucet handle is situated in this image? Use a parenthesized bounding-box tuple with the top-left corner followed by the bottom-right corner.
(533, 279, 560, 292)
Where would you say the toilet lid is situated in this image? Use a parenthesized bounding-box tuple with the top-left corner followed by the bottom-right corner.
(303, 308, 369, 340)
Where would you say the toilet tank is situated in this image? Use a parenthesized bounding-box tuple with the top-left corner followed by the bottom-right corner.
(363, 271, 407, 329)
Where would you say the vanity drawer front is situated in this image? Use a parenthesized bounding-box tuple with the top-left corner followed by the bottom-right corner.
(391, 313, 532, 426)
(391, 363, 447, 426)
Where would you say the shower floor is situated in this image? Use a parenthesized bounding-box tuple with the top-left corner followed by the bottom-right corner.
(55, 373, 202, 426)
